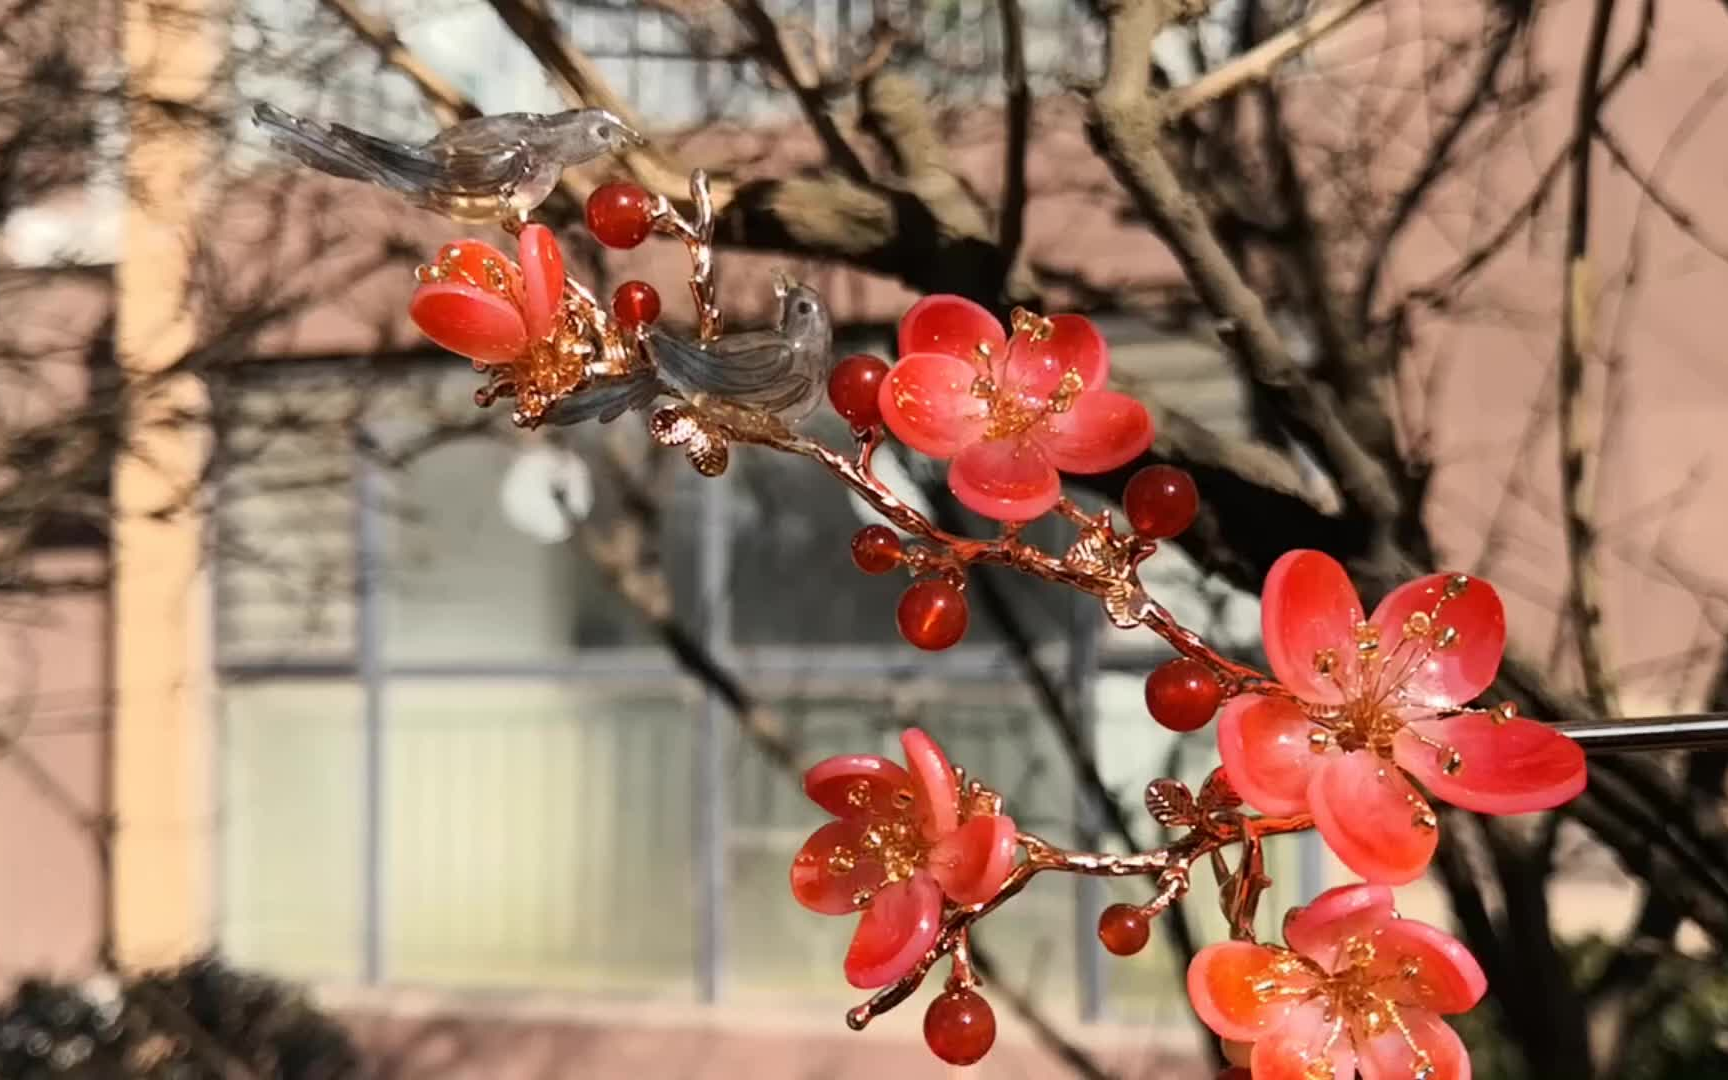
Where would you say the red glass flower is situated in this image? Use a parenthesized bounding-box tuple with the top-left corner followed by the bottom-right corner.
(409, 224, 566, 364)
(877, 296, 1153, 521)
(1219, 550, 1587, 884)
(790, 728, 1018, 988)
(1188, 884, 1486, 1080)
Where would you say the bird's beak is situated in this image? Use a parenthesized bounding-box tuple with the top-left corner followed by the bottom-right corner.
(603, 111, 648, 146)
(771, 270, 791, 300)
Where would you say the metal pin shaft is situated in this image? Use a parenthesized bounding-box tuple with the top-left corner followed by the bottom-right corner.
(1556, 713, 1728, 755)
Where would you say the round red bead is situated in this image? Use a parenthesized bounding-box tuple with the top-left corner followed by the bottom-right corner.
(923, 989, 996, 1066)
(1097, 903, 1151, 956)
(1123, 464, 1199, 539)
(612, 280, 661, 325)
(897, 580, 968, 651)
(1145, 658, 1224, 732)
(585, 182, 656, 249)
(851, 526, 902, 574)
(827, 354, 890, 427)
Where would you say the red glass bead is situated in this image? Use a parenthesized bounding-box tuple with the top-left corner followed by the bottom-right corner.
(1097, 903, 1151, 956)
(1145, 657, 1224, 732)
(923, 989, 996, 1066)
(897, 580, 968, 651)
(585, 182, 656, 249)
(612, 280, 661, 326)
(827, 354, 890, 427)
(851, 526, 902, 574)
(1123, 464, 1199, 539)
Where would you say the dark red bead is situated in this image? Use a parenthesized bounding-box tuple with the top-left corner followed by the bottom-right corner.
(897, 580, 968, 651)
(1218, 1070, 1253, 1080)
(585, 182, 656, 249)
(1145, 657, 1224, 732)
(827, 354, 890, 427)
(923, 989, 996, 1066)
(851, 526, 902, 574)
(1123, 464, 1199, 539)
(612, 280, 661, 325)
(1098, 903, 1151, 956)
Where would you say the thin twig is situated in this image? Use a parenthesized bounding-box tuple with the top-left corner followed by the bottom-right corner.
(1597, 122, 1728, 266)
(319, 0, 477, 125)
(1163, 0, 1381, 117)
(997, 0, 1031, 280)
(1088, 0, 1398, 523)
(722, 0, 870, 181)
(1555, 0, 1619, 715)
(1354, 11, 1521, 329)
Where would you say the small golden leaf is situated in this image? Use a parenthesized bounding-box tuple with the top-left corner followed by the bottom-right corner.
(1144, 778, 1197, 827)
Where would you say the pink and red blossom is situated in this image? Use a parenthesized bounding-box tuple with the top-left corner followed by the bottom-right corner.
(408, 225, 567, 364)
(1188, 884, 1486, 1080)
(877, 296, 1154, 522)
(1219, 550, 1587, 884)
(790, 728, 1017, 988)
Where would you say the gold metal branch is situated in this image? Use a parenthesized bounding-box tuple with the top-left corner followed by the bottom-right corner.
(845, 796, 1315, 1030)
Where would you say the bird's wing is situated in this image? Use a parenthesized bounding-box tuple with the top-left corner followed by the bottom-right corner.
(328, 123, 534, 196)
(647, 330, 810, 412)
(544, 371, 664, 426)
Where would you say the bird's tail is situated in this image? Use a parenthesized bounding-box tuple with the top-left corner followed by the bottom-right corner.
(544, 369, 665, 426)
(251, 103, 398, 186)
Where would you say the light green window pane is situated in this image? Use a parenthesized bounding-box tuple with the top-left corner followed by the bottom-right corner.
(220, 680, 364, 981)
(383, 681, 698, 994)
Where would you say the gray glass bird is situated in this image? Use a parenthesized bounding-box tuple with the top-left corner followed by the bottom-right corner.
(544, 276, 835, 427)
(252, 103, 645, 223)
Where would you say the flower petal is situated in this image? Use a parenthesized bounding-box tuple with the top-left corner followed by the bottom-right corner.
(1250, 1000, 1358, 1080)
(1395, 714, 1587, 815)
(1308, 752, 1438, 885)
(790, 819, 887, 915)
(1364, 918, 1487, 1014)
(1282, 883, 1395, 971)
(1001, 314, 1109, 396)
(409, 283, 528, 364)
(899, 295, 1006, 363)
(1357, 1007, 1470, 1080)
(435, 239, 524, 304)
(516, 223, 566, 341)
(929, 813, 1018, 905)
(844, 872, 943, 989)
(1036, 390, 1154, 474)
(948, 437, 1062, 521)
(1187, 942, 1315, 1042)
(803, 754, 912, 819)
(879, 352, 990, 458)
(901, 728, 960, 840)
(1369, 573, 1506, 708)
(1261, 551, 1365, 707)
(1218, 694, 1324, 816)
